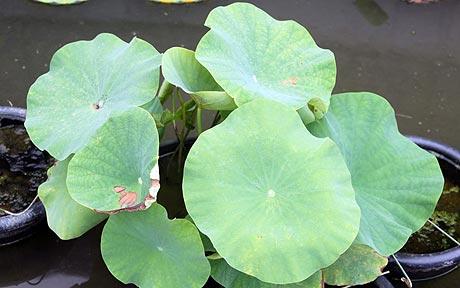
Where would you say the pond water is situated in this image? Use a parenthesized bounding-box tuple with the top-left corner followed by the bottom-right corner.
(0, 0, 459, 147)
(0, 0, 459, 287)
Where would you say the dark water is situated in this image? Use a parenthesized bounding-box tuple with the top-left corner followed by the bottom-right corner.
(0, 0, 459, 287)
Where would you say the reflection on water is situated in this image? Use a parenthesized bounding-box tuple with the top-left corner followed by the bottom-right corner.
(354, 0, 388, 26)
(0, 224, 132, 287)
(0, 0, 459, 287)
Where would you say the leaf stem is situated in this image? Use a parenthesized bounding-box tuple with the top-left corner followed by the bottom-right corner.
(171, 88, 179, 139)
(158, 80, 174, 104)
(176, 89, 187, 167)
(211, 111, 220, 127)
(297, 106, 316, 126)
(206, 252, 222, 260)
(196, 107, 203, 135)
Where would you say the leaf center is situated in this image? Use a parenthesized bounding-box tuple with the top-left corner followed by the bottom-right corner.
(92, 100, 104, 110)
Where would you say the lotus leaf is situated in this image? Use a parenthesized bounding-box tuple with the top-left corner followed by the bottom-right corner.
(183, 99, 360, 284)
(308, 92, 444, 255)
(25, 33, 161, 160)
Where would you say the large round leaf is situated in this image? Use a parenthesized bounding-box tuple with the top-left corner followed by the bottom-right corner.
(183, 99, 360, 284)
(162, 47, 236, 110)
(211, 258, 322, 288)
(67, 108, 159, 213)
(101, 204, 210, 288)
(307, 92, 444, 256)
(25, 33, 161, 160)
(195, 2, 336, 112)
(38, 158, 107, 240)
(322, 244, 388, 286)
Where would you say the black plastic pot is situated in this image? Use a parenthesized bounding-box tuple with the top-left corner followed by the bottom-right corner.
(387, 136, 460, 281)
(0, 106, 47, 246)
(374, 276, 395, 288)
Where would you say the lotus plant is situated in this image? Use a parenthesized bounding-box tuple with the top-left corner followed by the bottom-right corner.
(25, 2, 443, 287)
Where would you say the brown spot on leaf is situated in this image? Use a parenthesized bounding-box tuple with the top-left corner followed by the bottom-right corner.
(113, 186, 137, 208)
(96, 165, 161, 215)
(114, 186, 126, 193)
(119, 192, 137, 208)
(282, 77, 298, 86)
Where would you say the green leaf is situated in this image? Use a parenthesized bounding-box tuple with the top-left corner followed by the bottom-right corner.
(162, 47, 236, 110)
(192, 91, 237, 111)
(211, 258, 322, 288)
(322, 244, 388, 286)
(141, 96, 165, 139)
(38, 158, 107, 240)
(195, 2, 336, 112)
(101, 204, 210, 288)
(141, 96, 164, 118)
(25, 33, 161, 160)
(67, 108, 160, 213)
(186, 215, 216, 253)
(183, 99, 360, 284)
(307, 92, 444, 256)
(33, 0, 87, 5)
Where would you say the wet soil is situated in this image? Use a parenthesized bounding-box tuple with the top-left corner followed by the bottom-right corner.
(0, 118, 52, 216)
